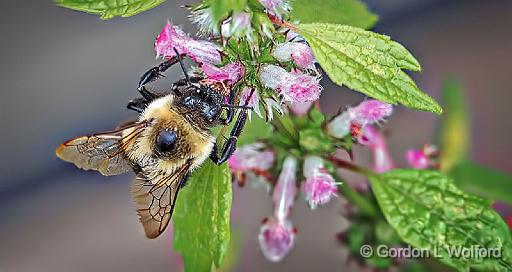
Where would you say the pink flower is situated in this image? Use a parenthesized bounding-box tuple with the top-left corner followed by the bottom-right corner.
(258, 218, 296, 262)
(359, 125, 394, 173)
(406, 149, 429, 169)
(228, 143, 275, 173)
(259, 156, 297, 262)
(326, 100, 392, 139)
(302, 156, 338, 208)
(405, 145, 437, 169)
(273, 156, 297, 221)
(154, 22, 222, 65)
(353, 100, 393, 124)
(288, 101, 313, 116)
(326, 110, 356, 139)
(239, 87, 263, 120)
(201, 62, 245, 85)
(259, 65, 322, 103)
(258, 0, 290, 18)
(273, 42, 315, 69)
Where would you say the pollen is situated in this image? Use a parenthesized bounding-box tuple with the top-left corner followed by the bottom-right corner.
(194, 143, 198, 146)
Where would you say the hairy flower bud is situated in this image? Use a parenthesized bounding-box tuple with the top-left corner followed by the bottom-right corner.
(273, 42, 315, 69)
(258, 0, 290, 18)
(259, 65, 321, 103)
(201, 62, 245, 85)
(302, 155, 338, 209)
(354, 100, 393, 124)
(326, 100, 392, 139)
(154, 22, 221, 65)
(228, 143, 275, 173)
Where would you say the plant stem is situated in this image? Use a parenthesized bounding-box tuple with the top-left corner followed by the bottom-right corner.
(327, 156, 376, 177)
(328, 156, 378, 218)
(333, 172, 378, 218)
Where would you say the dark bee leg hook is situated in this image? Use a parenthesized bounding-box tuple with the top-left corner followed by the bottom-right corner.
(220, 88, 237, 125)
(138, 48, 189, 89)
(210, 108, 248, 165)
(138, 57, 180, 89)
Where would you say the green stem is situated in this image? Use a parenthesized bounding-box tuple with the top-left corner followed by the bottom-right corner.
(328, 156, 378, 218)
(328, 156, 376, 177)
(333, 172, 378, 218)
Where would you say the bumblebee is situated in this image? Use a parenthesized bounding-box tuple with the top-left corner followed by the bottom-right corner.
(56, 52, 250, 238)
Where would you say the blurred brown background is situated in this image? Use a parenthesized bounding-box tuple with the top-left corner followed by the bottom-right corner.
(1, 0, 511, 271)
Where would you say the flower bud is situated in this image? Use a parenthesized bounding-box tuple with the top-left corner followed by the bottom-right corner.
(228, 143, 275, 173)
(288, 101, 313, 116)
(201, 62, 245, 85)
(326, 100, 392, 139)
(273, 42, 315, 69)
(258, 0, 290, 18)
(302, 156, 338, 209)
(259, 65, 321, 103)
(353, 100, 393, 125)
(406, 149, 429, 169)
(258, 218, 296, 262)
(405, 145, 438, 169)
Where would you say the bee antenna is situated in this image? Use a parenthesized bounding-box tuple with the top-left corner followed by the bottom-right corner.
(173, 47, 190, 84)
(222, 104, 253, 110)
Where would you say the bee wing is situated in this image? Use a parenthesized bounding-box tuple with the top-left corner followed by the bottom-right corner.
(56, 121, 147, 176)
(131, 160, 192, 239)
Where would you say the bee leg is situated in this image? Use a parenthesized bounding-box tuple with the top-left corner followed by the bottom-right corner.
(220, 87, 236, 125)
(138, 57, 180, 89)
(210, 109, 248, 164)
(127, 97, 149, 113)
(179, 173, 190, 188)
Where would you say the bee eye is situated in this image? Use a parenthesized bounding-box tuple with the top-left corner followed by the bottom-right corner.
(156, 129, 177, 154)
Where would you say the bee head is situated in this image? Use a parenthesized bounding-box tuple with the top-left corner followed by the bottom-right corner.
(177, 84, 223, 127)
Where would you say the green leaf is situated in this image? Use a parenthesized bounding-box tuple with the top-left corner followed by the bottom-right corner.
(173, 161, 232, 272)
(438, 78, 470, 172)
(298, 23, 442, 114)
(290, 0, 378, 29)
(370, 169, 512, 272)
(55, 0, 166, 19)
(450, 160, 512, 205)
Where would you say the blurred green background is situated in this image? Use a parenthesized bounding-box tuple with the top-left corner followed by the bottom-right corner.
(0, 0, 511, 271)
